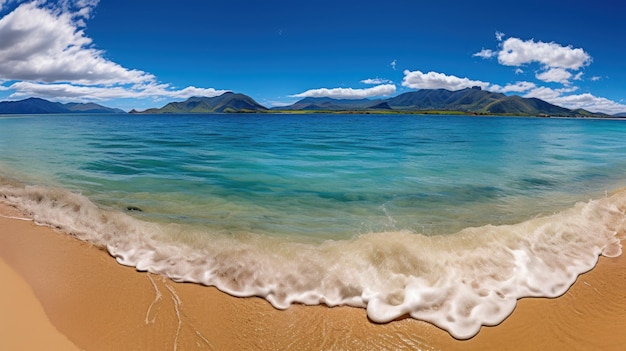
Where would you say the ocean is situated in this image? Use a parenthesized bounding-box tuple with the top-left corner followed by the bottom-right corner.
(1, 113, 625, 339)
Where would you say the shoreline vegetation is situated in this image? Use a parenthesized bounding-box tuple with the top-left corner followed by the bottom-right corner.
(235, 109, 587, 117)
(1, 202, 626, 350)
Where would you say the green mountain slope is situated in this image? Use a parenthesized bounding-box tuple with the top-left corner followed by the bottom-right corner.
(482, 96, 570, 115)
(386, 87, 506, 111)
(135, 92, 268, 113)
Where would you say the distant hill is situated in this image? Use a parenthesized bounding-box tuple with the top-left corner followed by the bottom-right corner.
(279, 87, 608, 117)
(64, 102, 125, 114)
(614, 112, 626, 117)
(569, 109, 609, 117)
(133, 92, 268, 113)
(480, 95, 571, 116)
(277, 97, 387, 111)
(0, 97, 125, 114)
(386, 87, 506, 111)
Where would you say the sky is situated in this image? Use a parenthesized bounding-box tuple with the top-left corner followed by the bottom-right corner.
(0, 0, 625, 114)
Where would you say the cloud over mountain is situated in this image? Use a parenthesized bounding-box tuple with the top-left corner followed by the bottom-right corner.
(402, 70, 489, 91)
(291, 84, 396, 99)
(0, 0, 225, 103)
(489, 81, 537, 93)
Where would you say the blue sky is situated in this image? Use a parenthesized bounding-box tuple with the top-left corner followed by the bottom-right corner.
(0, 0, 625, 114)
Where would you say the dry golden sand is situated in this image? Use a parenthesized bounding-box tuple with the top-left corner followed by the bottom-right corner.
(1, 202, 625, 351)
(0, 257, 78, 351)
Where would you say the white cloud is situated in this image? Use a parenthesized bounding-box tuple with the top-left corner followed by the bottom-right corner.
(361, 78, 392, 85)
(290, 84, 396, 99)
(525, 87, 626, 115)
(390, 59, 397, 70)
(514, 68, 524, 74)
(535, 67, 572, 84)
(591, 76, 602, 81)
(7, 81, 228, 101)
(489, 81, 536, 93)
(0, 1, 227, 105)
(473, 49, 495, 59)
(498, 37, 591, 70)
(402, 70, 489, 91)
(0, 1, 152, 85)
(475, 36, 592, 85)
(524, 86, 578, 101)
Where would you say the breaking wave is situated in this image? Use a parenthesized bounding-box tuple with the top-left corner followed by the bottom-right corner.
(1, 181, 624, 339)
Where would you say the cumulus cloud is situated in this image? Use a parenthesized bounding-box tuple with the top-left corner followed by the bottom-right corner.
(498, 37, 591, 70)
(475, 35, 592, 85)
(0, 1, 225, 104)
(0, 1, 152, 85)
(390, 59, 397, 70)
(290, 84, 396, 99)
(361, 78, 392, 85)
(473, 49, 495, 59)
(514, 68, 524, 74)
(535, 67, 572, 84)
(402, 70, 489, 91)
(7, 81, 228, 101)
(489, 81, 537, 93)
(591, 76, 602, 81)
(525, 87, 626, 115)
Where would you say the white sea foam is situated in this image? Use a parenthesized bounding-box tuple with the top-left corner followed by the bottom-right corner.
(1, 182, 624, 339)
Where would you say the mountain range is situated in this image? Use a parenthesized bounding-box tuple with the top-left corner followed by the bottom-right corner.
(1, 89, 625, 117)
(279, 87, 610, 117)
(136, 87, 616, 117)
(0, 97, 125, 114)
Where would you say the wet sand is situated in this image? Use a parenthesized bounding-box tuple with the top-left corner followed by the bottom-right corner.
(1, 202, 625, 350)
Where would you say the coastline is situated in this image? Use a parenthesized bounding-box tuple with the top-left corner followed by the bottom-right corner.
(1, 202, 625, 350)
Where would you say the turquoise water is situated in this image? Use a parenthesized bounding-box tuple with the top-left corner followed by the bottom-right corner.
(1, 113, 625, 338)
(2, 114, 625, 236)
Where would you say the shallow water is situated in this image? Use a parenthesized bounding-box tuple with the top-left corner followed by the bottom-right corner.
(1, 113, 625, 338)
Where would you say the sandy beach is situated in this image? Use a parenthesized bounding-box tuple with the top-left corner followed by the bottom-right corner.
(1, 201, 625, 351)
(0, 256, 78, 351)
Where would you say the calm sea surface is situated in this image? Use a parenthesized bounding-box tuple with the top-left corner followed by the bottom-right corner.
(2, 114, 625, 237)
(1, 113, 625, 338)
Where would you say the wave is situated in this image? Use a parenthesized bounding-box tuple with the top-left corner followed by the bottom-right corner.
(1, 180, 624, 339)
